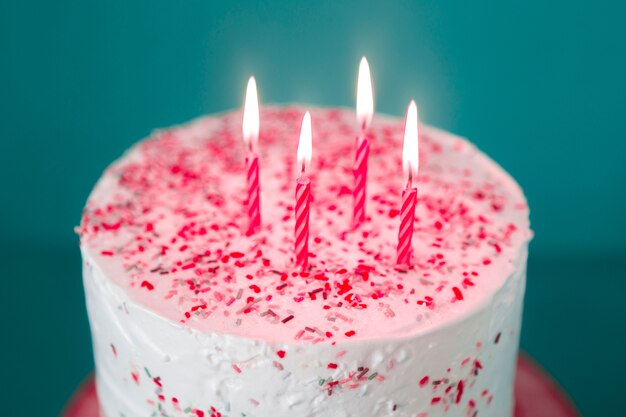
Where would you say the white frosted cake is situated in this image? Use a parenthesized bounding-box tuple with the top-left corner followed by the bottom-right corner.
(79, 106, 531, 417)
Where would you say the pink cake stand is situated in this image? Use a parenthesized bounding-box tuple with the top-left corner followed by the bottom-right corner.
(63, 354, 579, 417)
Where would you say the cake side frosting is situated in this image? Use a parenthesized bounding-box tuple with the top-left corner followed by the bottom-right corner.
(79, 107, 531, 342)
(83, 244, 526, 417)
(79, 106, 531, 417)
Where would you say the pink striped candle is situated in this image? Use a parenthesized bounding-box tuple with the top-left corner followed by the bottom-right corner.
(295, 177, 311, 269)
(245, 153, 261, 235)
(242, 76, 261, 235)
(353, 57, 374, 226)
(353, 137, 370, 225)
(295, 112, 312, 270)
(396, 100, 419, 266)
(397, 187, 418, 265)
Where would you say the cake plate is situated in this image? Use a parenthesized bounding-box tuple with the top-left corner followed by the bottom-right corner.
(63, 354, 579, 417)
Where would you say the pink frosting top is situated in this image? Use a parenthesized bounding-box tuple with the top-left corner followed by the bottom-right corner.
(79, 107, 531, 343)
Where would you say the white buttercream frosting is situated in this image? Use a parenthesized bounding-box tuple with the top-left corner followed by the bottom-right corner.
(80, 106, 531, 417)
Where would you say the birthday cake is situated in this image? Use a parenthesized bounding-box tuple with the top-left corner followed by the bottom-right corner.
(79, 106, 531, 417)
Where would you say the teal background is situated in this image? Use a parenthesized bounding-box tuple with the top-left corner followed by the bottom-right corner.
(1, 1, 624, 416)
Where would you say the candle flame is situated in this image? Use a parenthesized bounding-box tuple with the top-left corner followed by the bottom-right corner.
(297, 112, 312, 174)
(402, 100, 419, 186)
(242, 76, 259, 151)
(356, 56, 374, 131)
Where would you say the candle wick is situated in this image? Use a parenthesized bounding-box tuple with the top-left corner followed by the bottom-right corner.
(301, 160, 306, 175)
(406, 164, 413, 189)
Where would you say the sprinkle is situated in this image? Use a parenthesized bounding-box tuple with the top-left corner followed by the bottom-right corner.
(456, 379, 464, 403)
(345, 330, 356, 337)
(101, 250, 114, 256)
(368, 372, 378, 380)
(140, 280, 154, 291)
(277, 350, 286, 358)
(232, 364, 242, 373)
(327, 363, 338, 369)
(453, 287, 464, 300)
(419, 376, 429, 386)
(281, 315, 294, 323)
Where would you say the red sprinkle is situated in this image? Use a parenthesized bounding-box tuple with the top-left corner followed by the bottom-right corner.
(456, 379, 465, 403)
(140, 280, 154, 291)
(276, 350, 286, 359)
(327, 363, 338, 369)
(453, 287, 464, 300)
(345, 330, 356, 337)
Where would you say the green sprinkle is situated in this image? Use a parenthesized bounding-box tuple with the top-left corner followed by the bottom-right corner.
(368, 372, 378, 380)
(319, 378, 325, 386)
(144, 367, 152, 378)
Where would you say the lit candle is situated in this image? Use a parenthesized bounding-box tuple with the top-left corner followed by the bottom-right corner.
(242, 76, 261, 236)
(396, 100, 419, 266)
(295, 112, 313, 270)
(353, 57, 374, 226)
